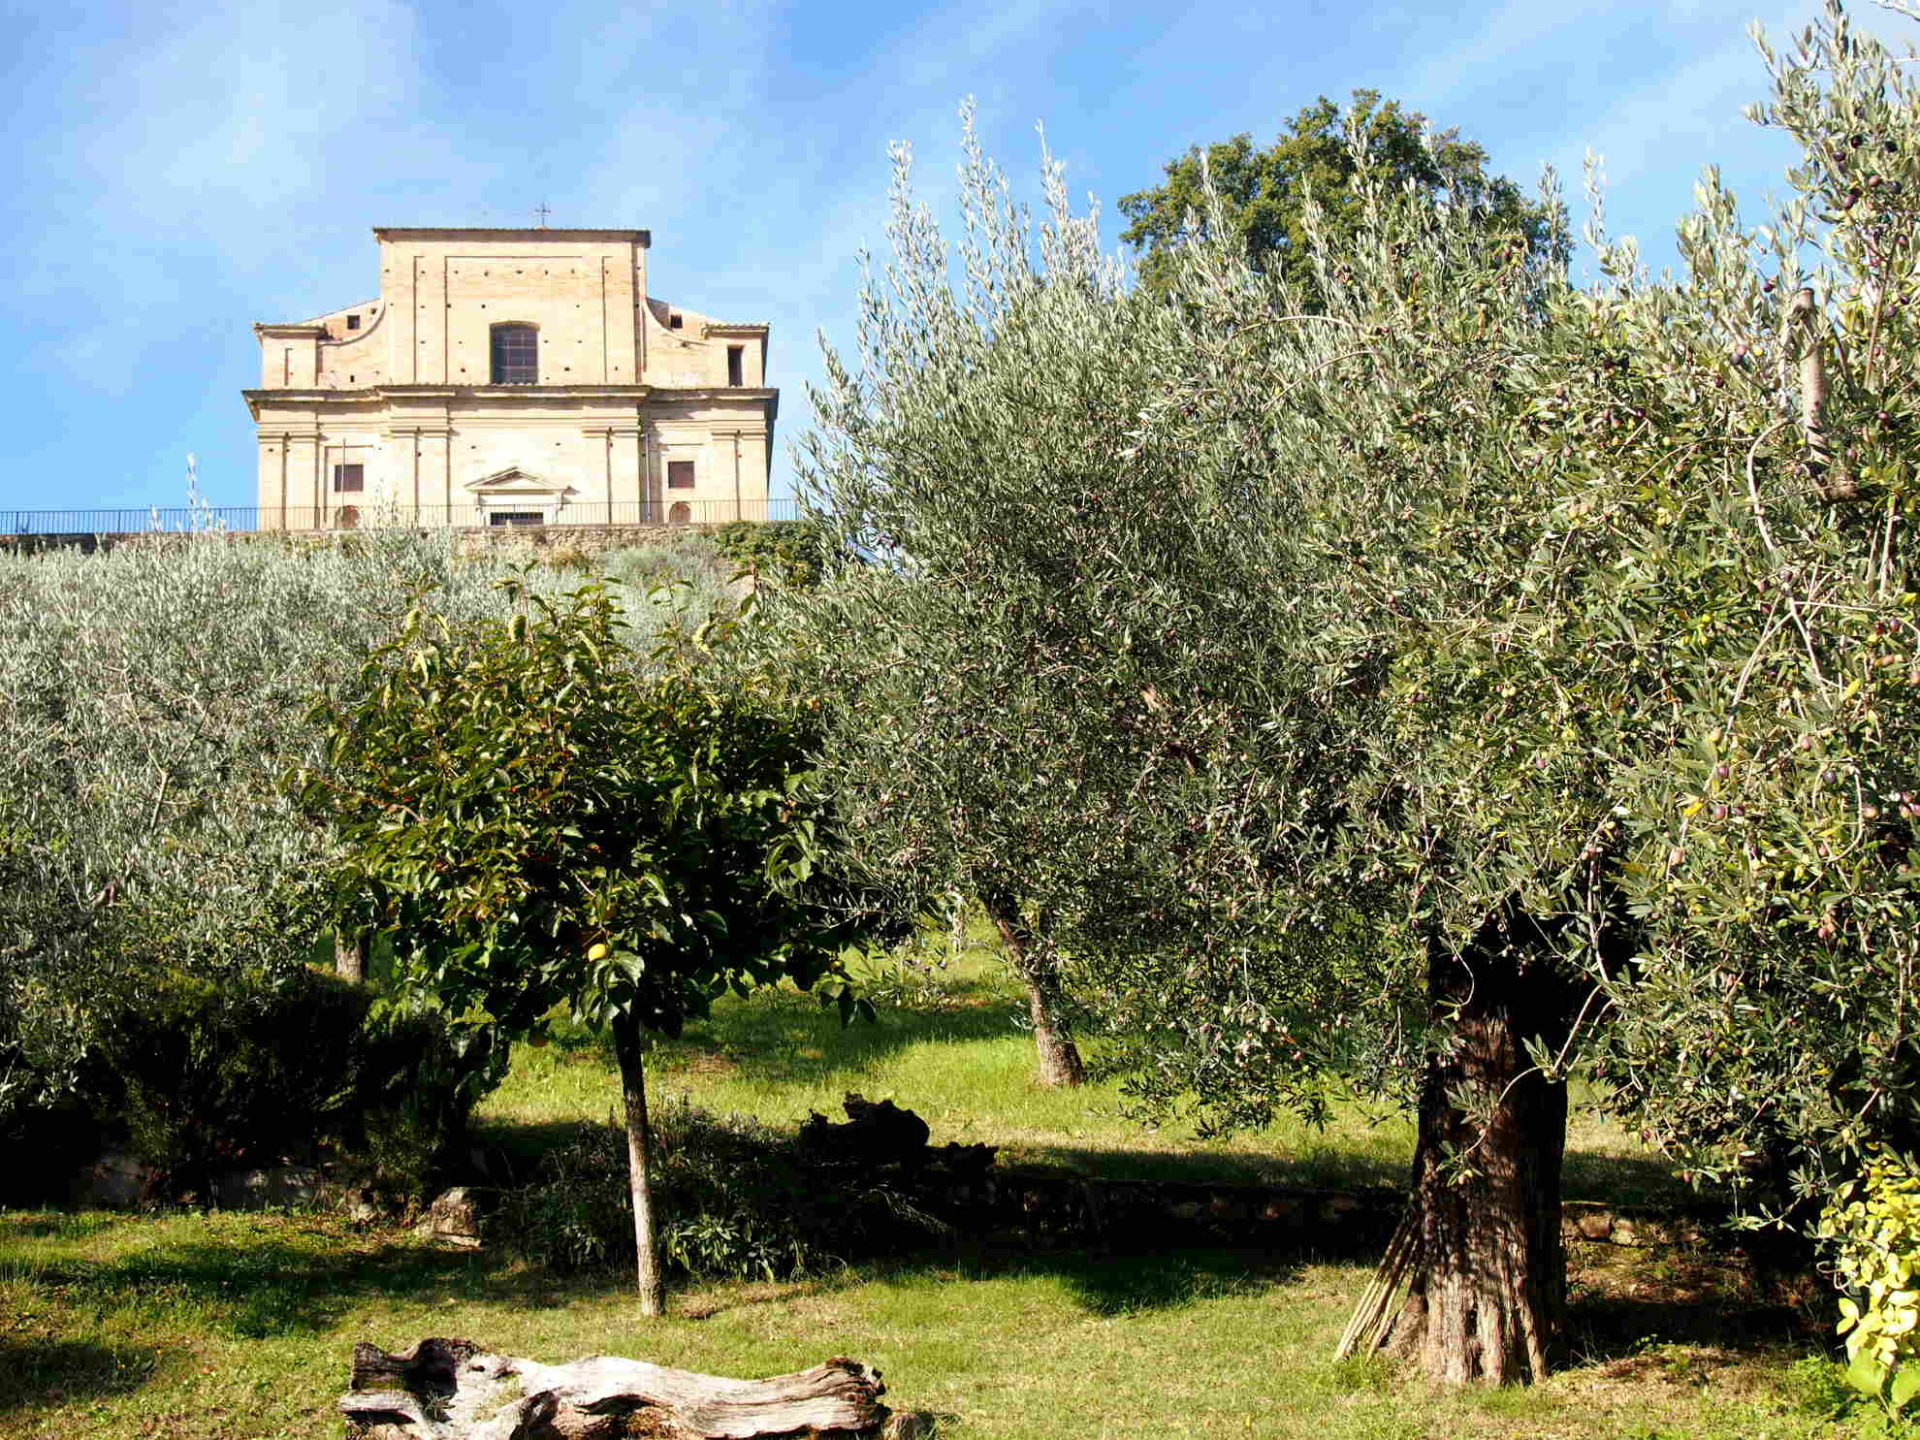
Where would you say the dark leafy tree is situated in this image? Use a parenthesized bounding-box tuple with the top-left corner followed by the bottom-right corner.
(1118, 88, 1559, 303)
(302, 579, 870, 1313)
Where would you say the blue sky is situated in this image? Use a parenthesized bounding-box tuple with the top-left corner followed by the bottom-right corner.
(1, 0, 1908, 516)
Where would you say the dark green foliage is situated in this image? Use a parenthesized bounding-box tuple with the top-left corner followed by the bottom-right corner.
(301, 576, 884, 1306)
(711, 519, 828, 589)
(90, 967, 500, 1201)
(301, 579, 863, 1039)
(1118, 88, 1560, 303)
(495, 1102, 951, 1280)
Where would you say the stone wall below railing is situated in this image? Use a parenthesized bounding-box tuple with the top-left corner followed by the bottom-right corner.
(0, 523, 733, 558)
(70, 1146, 1733, 1257)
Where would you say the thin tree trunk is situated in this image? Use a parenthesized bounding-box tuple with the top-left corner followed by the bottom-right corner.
(980, 889, 1085, 1088)
(612, 1011, 666, 1316)
(1378, 927, 1579, 1385)
(334, 931, 367, 984)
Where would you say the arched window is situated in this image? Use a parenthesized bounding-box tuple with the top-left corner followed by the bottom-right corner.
(668, 501, 691, 526)
(490, 323, 538, 384)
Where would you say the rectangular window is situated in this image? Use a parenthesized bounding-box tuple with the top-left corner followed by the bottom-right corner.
(727, 346, 744, 386)
(346, 313, 360, 330)
(332, 463, 364, 493)
(667, 460, 695, 489)
(668, 314, 683, 330)
(490, 324, 539, 384)
(487, 511, 545, 527)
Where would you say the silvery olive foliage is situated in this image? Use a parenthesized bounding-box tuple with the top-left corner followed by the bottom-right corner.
(806, 3, 1920, 1213)
(800, 110, 1410, 1124)
(0, 535, 626, 1121)
(795, 115, 1229, 1066)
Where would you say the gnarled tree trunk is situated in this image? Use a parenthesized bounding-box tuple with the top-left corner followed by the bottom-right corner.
(1376, 930, 1581, 1385)
(981, 889, 1085, 1087)
(341, 1337, 934, 1438)
(611, 1012, 666, 1316)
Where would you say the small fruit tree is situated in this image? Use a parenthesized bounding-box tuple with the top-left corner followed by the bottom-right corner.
(301, 577, 864, 1313)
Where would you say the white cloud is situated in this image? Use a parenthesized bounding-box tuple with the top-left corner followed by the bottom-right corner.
(21, 0, 479, 399)
(1404, 0, 1618, 107)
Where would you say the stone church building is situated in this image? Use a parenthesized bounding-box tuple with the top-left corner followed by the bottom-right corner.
(244, 228, 776, 529)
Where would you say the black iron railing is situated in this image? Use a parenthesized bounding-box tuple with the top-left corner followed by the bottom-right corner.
(0, 498, 800, 536)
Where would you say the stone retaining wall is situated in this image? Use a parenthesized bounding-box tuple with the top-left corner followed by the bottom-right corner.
(74, 1153, 1730, 1255)
(1, 524, 729, 558)
(953, 1170, 1725, 1254)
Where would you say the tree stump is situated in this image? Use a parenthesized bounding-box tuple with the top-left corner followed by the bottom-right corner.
(340, 1337, 935, 1439)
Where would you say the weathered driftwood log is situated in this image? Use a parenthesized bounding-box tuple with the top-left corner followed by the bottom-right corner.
(340, 1337, 935, 1439)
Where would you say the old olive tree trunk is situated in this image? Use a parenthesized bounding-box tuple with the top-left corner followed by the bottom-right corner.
(1344, 923, 1588, 1385)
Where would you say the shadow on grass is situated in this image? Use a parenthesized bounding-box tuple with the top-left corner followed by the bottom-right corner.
(1565, 1293, 1814, 1367)
(1038, 1249, 1295, 1316)
(1013, 1141, 1408, 1192)
(656, 978, 1029, 1091)
(10, 1230, 567, 1342)
(717, 1245, 1301, 1322)
(0, 1340, 157, 1416)
(0, 1212, 127, 1244)
(1562, 1242, 1821, 1367)
(1563, 1150, 1719, 1209)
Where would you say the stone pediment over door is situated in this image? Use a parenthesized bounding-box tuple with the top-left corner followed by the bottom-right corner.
(463, 467, 575, 527)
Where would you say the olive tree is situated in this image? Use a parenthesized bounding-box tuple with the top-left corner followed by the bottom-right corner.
(302, 579, 871, 1313)
(791, 117, 1229, 1089)
(784, 570, 1144, 1087)
(802, 5, 1920, 1383)
(0, 535, 511, 1123)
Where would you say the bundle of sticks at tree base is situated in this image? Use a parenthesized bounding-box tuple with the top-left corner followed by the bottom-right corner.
(340, 1337, 937, 1438)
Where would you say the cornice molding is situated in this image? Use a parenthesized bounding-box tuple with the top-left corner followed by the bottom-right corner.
(248, 384, 783, 406)
(373, 227, 650, 247)
(248, 384, 661, 402)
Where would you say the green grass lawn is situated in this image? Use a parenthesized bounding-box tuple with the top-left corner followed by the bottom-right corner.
(0, 932, 1857, 1439)
(482, 937, 1697, 1207)
(0, 1209, 1845, 1440)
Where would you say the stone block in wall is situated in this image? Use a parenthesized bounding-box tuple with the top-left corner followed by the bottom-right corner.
(420, 1186, 486, 1248)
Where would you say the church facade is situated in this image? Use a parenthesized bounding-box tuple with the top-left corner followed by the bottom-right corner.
(244, 228, 776, 530)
